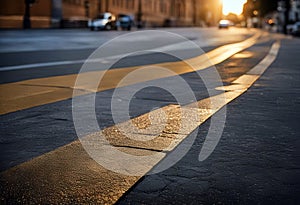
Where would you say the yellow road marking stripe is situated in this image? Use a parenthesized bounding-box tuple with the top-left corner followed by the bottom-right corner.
(0, 41, 280, 204)
(0, 32, 262, 115)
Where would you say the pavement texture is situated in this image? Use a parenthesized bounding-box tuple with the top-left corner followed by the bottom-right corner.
(0, 33, 268, 172)
(0, 29, 298, 204)
(117, 38, 300, 204)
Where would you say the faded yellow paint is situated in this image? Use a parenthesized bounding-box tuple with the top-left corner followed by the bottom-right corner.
(0, 40, 281, 204)
(0, 32, 261, 115)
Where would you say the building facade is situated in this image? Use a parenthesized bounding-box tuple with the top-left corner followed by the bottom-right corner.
(0, 0, 222, 29)
(99, 0, 196, 27)
(0, 0, 100, 28)
(1, 0, 53, 28)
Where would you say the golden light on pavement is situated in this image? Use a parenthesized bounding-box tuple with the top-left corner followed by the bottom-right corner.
(222, 0, 247, 15)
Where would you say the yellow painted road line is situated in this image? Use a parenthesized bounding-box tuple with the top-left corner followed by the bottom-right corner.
(0, 41, 280, 204)
(0, 33, 262, 115)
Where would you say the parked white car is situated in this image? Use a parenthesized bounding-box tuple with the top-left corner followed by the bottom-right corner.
(88, 12, 118, 31)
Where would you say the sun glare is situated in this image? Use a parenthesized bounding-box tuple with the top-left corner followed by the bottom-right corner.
(222, 0, 247, 15)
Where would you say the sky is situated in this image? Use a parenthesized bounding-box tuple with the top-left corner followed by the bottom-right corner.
(222, 0, 247, 15)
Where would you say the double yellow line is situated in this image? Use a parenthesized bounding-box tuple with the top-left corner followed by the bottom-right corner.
(0, 37, 282, 204)
(0, 32, 261, 115)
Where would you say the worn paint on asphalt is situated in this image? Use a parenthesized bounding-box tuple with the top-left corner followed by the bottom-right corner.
(0, 41, 281, 204)
(0, 33, 262, 115)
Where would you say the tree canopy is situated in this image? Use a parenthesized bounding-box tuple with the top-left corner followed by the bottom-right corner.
(243, 0, 278, 17)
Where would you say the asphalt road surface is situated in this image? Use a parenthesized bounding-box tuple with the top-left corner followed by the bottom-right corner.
(0, 27, 299, 204)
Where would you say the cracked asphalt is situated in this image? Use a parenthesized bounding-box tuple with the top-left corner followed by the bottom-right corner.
(117, 38, 300, 204)
(0, 28, 299, 204)
(0, 35, 269, 171)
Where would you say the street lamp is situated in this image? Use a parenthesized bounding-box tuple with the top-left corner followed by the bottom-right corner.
(193, 0, 197, 25)
(105, 0, 109, 11)
(23, 0, 35, 29)
(84, 0, 90, 18)
(137, 0, 143, 28)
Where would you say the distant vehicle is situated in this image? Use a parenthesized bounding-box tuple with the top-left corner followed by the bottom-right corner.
(88, 12, 117, 31)
(287, 22, 300, 36)
(219, 20, 230, 29)
(117, 14, 134, 31)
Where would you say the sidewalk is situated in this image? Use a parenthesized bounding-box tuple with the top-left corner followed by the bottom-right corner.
(117, 38, 300, 204)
